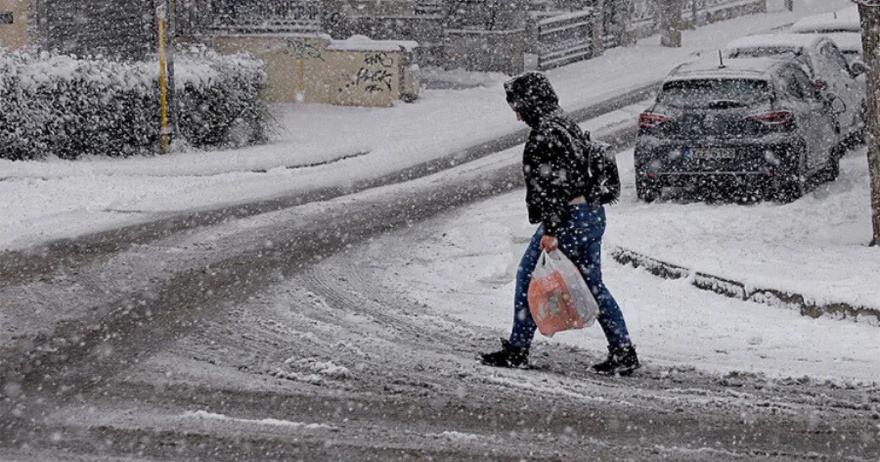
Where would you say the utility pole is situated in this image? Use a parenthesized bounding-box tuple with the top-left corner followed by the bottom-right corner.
(156, 0, 177, 155)
(167, 0, 177, 143)
(660, 0, 682, 47)
(855, 0, 880, 245)
(158, 2, 170, 155)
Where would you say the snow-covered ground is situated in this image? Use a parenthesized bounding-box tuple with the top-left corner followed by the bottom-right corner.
(2, 0, 877, 384)
(369, 145, 880, 384)
(0, 0, 853, 251)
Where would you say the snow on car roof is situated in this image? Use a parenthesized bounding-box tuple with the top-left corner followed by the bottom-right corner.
(802, 32, 863, 54)
(790, 6, 860, 33)
(725, 33, 827, 52)
(665, 56, 782, 82)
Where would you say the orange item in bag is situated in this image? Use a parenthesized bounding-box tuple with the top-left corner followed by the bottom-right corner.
(528, 261, 585, 337)
(527, 250, 597, 336)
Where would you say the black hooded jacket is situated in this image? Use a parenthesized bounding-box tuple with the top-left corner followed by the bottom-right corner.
(505, 72, 589, 236)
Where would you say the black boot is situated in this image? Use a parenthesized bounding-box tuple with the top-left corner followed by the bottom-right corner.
(592, 345, 640, 376)
(480, 339, 529, 368)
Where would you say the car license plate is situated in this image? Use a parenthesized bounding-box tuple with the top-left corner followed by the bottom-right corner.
(688, 147, 736, 159)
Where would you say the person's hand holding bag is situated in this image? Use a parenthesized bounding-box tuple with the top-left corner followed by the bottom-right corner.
(540, 235, 558, 251)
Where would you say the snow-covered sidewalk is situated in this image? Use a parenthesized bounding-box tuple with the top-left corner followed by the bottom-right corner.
(608, 149, 880, 320)
(0, 0, 852, 252)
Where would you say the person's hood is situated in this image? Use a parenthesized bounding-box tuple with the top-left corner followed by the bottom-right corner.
(504, 71, 561, 128)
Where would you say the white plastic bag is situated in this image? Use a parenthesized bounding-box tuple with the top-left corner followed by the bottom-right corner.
(527, 249, 599, 336)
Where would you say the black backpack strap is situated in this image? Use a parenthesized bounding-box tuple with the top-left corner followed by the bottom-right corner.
(547, 118, 593, 178)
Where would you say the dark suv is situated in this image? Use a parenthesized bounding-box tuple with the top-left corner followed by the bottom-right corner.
(635, 56, 841, 202)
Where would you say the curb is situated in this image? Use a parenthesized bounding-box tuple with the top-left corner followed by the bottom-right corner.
(610, 247, 880, 325)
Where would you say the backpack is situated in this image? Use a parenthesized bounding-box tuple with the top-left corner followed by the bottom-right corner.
(552, 120, 621, 205)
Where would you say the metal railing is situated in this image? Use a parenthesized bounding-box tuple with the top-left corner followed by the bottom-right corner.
(210, 0, 321, 32)
(603, 0, 764, 48)
(537, 9, 595, 70)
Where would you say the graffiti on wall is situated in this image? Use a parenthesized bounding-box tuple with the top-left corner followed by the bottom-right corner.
(346, 52, 396, 95)
(284, 38, 325, 61)
(363, 52, 395, 68)
(356, 69, 394, 94)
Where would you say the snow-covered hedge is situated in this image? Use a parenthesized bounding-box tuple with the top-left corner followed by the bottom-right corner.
(0, 46, 267, 160)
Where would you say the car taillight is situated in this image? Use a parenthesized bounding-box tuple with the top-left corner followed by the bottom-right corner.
(639, 112, 671, 129)
(747, 111, 793, 126)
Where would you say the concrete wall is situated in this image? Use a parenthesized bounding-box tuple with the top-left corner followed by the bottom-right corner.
(0, 0, 28, 50)
(444, 29, 526, 75)
(213, 34, 418, 107)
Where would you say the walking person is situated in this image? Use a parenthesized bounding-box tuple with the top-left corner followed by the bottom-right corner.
(480, 72, 639, 375)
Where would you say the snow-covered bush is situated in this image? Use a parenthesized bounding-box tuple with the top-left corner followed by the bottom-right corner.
(0, 47, 266, 160)
(174, 45, 268, 149)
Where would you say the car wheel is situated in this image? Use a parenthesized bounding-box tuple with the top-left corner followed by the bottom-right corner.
(822, 148, 841, 183)
(853, 99, 869, 146)
(636, 179, 661, 203)
(774, 175, 805, 202)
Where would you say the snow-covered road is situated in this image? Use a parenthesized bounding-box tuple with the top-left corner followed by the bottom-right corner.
(2, 116, 877, 461)
(2, 0, 877, 459)
(4, 214, 876, 461)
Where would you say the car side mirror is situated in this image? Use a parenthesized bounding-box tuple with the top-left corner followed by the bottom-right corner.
(850, 60, 868, 77)
(825, 92, 847, 115)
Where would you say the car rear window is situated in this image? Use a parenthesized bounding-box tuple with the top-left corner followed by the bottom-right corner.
(658, 79, 770, 108)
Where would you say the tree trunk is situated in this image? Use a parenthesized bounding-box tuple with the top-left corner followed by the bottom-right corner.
(660, 0, 682, 48)
(857, 4, 880, 246)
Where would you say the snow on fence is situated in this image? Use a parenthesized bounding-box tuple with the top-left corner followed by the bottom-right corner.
(536, 9, 596, 71)
(0, 47, 267, 160)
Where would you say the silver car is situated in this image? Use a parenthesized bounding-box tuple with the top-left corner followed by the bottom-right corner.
(790, 6, 860, 35)
(724, 33, 865, 148)
(790, 6, 865, 63)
